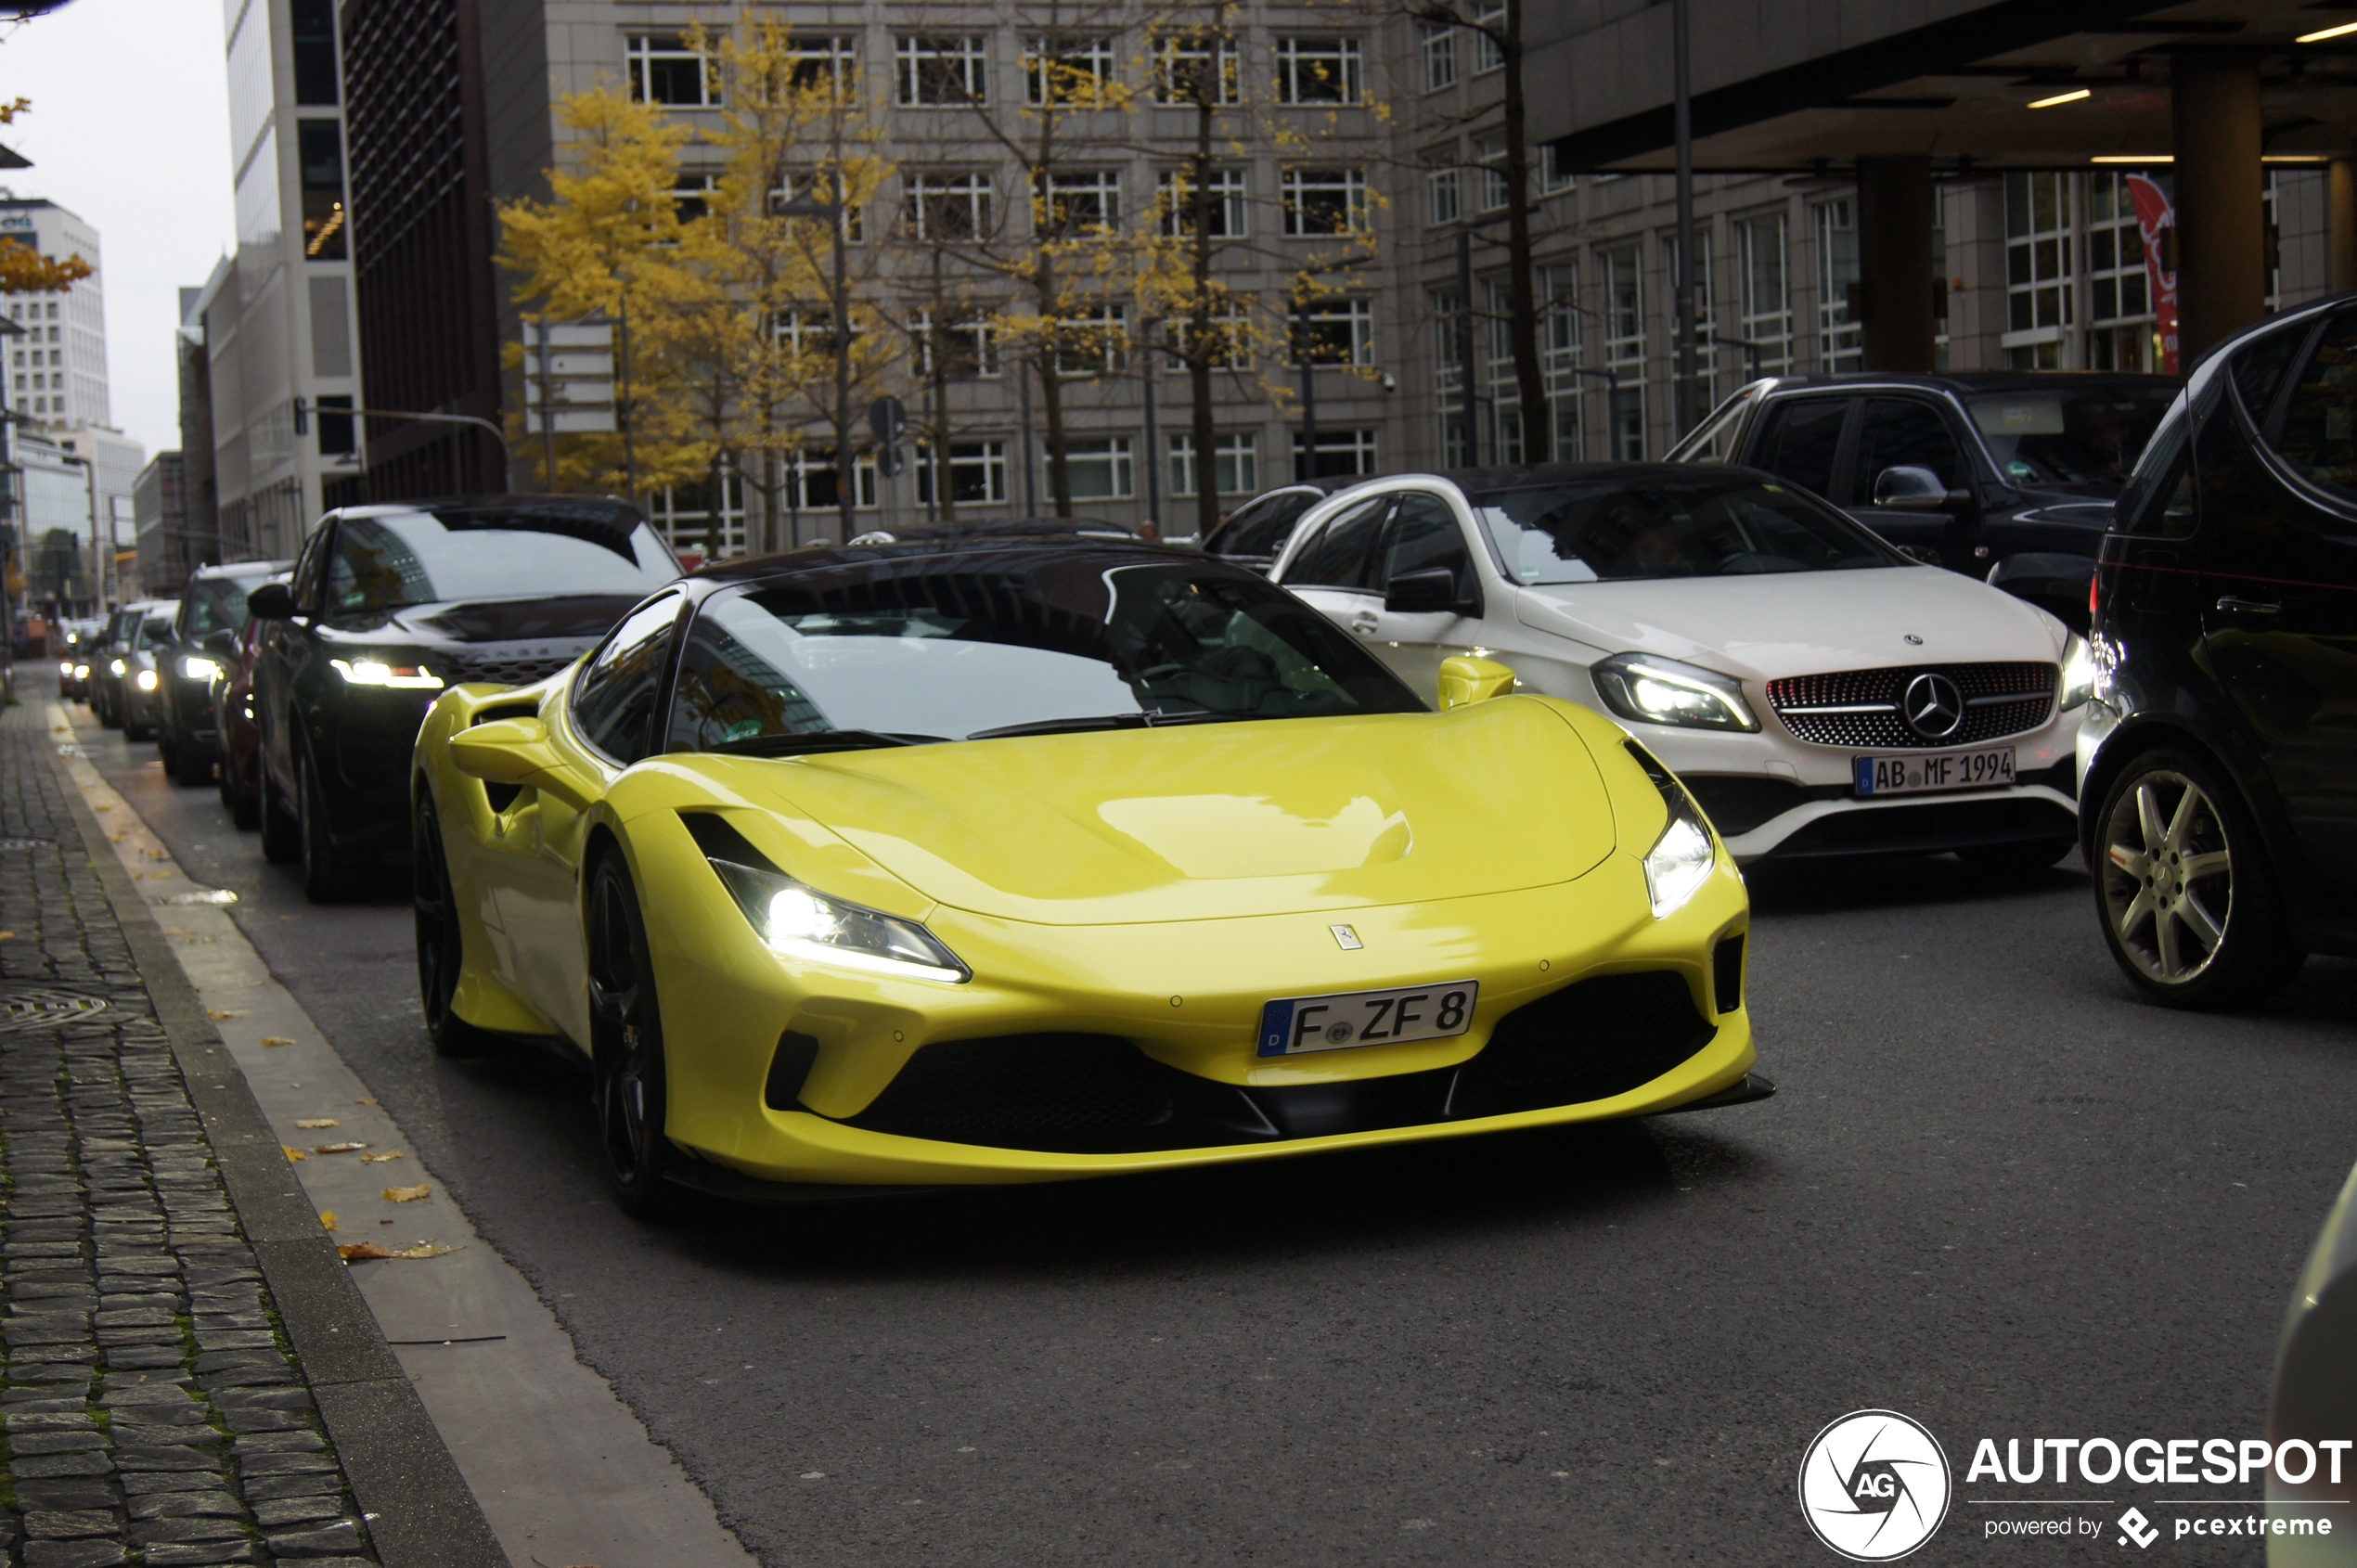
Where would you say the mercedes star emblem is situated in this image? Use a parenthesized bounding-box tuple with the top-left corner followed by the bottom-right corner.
(1901, 673, 1964, 740)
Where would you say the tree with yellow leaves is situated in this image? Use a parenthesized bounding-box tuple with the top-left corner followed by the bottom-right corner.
(0, 99, 92, 297)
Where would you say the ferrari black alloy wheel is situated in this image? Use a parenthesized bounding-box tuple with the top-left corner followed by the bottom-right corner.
(413, 791, 491, 1059)
(2094, 749, 2302, 1009)
(587, 854, 679, 1216)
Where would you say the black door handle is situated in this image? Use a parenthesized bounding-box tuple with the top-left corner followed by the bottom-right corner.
(2215, 596, 2282, 615)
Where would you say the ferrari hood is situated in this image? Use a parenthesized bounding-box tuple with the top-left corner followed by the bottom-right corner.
(1515, 564, 2067, 682)
(715, 700, 1619, 926)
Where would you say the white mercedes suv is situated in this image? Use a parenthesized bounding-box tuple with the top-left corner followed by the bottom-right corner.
(1266, 463, 2093, 869)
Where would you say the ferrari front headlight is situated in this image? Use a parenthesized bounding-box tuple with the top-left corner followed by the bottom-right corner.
(707, 857, 970, 983)
(2058, 634, 2095, 712)
(135, 669, 159, 691)
(183, 655, 223, 682)
(1591, 652, 1760, 732)
(1642, 790, 1718, 919)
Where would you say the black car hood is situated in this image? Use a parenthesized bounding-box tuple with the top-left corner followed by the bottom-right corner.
(319, 595, 646, 646)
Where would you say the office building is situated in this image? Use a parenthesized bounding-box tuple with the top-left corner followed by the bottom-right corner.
(57, 427, 147, 610)
(133, 452, 190, 596)
(0, 197, 109, 431)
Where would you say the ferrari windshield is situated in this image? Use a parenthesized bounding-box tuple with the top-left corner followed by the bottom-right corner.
(328, 508, 676, 614)
(667, 552, 1423, 750)
(1474, 472, 1902, 585)
(1964, 382, 2178, 484)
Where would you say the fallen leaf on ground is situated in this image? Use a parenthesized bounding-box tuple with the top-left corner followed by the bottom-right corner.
(390, 1244, 457, 1259)
(383, 1185, 431, 1203)
(143, 849, 168, 860)
(355, 1098, 379, 1105)
(312, 1142, 367, 1154)
(318, 1212, 338, 1231)
(294, 1118, 339, 1129)
(206, 1009, 240, 1021)
(261, 1037, 294, 1048)
(0, 932, 11, 941)
(106, 833, 124, 842)
(92, 803, 110, 811)
(359, 1151, 405, 1164)
(281, 1147, 307, 1163)
(336, 1242, 390, 1263)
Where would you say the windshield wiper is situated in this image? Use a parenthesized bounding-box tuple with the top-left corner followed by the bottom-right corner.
(965, 710, 1246, 740)
(710, 728, 944, 757)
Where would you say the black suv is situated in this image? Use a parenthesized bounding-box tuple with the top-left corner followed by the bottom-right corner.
(156, 559, 290, 786)
(1668, 371, 2179, 631)
(247, 497, 679, 901)
(2080, 291, 2357, 1008)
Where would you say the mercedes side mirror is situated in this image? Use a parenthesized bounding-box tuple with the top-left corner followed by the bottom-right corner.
(1872, 466, 1973, 512)
(1385, 567, 1480, 616)
(246, 583, 297, 622)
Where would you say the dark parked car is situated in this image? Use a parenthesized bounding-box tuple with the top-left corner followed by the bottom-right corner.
(213, 580, 286, 830)
(1196, 478, 1359, 574)
(248, 497, 679, 901)
(89, 600, 179, 738)
(157, 560, 290, 786)
(56, 617, 102, 700)
(1668, 371, 2180, 632)
(2078, 290, 2357, 1008)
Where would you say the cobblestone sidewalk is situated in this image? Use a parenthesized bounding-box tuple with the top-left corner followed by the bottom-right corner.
(0, 699, 378, 1568)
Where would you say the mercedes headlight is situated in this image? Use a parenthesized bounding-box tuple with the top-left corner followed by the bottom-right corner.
(182, 654, 223, 682)
(707, 857, 970, 983)
(1592, 652, 1760, 732)
(2059, 634, 2095, 712)
(135, 669, 159, 692)
(329, 655, 444, 689)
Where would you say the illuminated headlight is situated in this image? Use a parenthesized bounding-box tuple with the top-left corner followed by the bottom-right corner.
(134, 669, 159, 692)
(1642, 788, 1719, 919)
(330, 657, 444, 689)
(73, 664, 89, 679)
(109, 659, 125, 676)
(182, 655, 223, 682)
(707, 856, 969, 983)
(58, 660, 71, 675)
(1591, 652, 1760, 732)
(2058, 634, 2095, 712)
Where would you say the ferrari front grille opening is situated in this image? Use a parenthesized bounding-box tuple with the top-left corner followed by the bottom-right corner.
(846, 1034, 1178, 1152)
(1712, 936, 1745, 1014)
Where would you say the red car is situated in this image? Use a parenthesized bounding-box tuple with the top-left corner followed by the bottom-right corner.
(213, 580, 283, 829)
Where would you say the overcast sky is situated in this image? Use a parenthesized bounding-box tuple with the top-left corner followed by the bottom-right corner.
(7, 0, 237, 460)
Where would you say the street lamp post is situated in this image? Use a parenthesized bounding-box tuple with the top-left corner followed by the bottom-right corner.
(1671, 0, 1700, 433)
(296, 400, 515, 493)
(778, 196, 854, 542)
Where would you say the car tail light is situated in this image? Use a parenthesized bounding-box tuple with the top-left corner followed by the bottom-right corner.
(2088, 571, 2101, 624)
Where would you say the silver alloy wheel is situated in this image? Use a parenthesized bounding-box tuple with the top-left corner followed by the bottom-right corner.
(2101, 769, 2235, 985)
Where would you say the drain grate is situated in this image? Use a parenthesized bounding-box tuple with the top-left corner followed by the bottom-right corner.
(0, 989, 109, 1033)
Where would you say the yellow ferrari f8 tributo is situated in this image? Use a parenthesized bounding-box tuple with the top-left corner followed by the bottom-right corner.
(411, 531, 1769, 1211)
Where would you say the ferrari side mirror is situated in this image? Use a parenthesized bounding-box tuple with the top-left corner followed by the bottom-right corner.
(449, 717, 559, 787)
(1437, 655, 1517, 711)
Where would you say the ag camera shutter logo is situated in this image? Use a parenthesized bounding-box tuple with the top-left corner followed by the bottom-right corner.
(1798, 1409, 1952, 1561)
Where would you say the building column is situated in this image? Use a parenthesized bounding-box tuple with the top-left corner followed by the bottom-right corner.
(1857, 156, 1937, 372)
(2330, 155, 2357, 294)
(2170, 56, 2265, 363)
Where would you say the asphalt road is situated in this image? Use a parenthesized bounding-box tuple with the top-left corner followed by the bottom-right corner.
(51, 672, 2357, 1566)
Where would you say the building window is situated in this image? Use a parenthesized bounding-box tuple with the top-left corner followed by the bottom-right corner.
(1153, 32, 1240, 105)
(291, 0, 338, 106)
(773, 172, 863, 241)
(1474, 137, 1510, 212)
(1280, 168, 1369, 237)
(315, 393, 354, 456)
(789, 35, 857, 92)
(1169, 432, 1257, 496)
(297, 120, 347, 261)
(1054, 304, 1128, 375)
(1735, 209, 1790, 376)
(649, 471, 748, 561)
(1662, 225, 1716, 405)
(1541, 144, 1575, 195)
(1275, 37, 1361, 105)
(896, 36, 987, 106)
(1037, 170, 1121, 237)
(905, 172, 992, 240)
(913, 310, 998, 378)
(1471, 3, 1507, 73)
(1814, 196, 1861, 372)
(1420, 23, 1457, 91)
(1602, 243, 1646, 458)
(773, 309, 864, 356)
(1543, 262, 1582, 459)
(1427, 162, 1461, 226)
(1292, 296, 1373, 366)
(1292, 428, 1378, 481)
(1025, 35, 1117, 106)
(1164, 300, 1253, 369)
(626, 34, 717, 108)
(2001, 173, 2072, 367)
(917, 440, 1009, 506)
(1157, 168, 1246, 238)
(671, 172, 718, 225)
(788, 448, 878, 514)
(1054, 436, 1133, 499)
(2086, 172, 2155, 371)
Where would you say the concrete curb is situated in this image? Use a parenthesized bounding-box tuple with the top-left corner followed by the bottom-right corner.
(46, 742, 512, 1568)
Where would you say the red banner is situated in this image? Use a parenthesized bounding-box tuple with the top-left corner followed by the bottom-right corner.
(2125, 174, 2179, 375)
